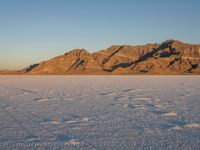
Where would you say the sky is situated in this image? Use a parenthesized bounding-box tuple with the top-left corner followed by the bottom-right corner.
(0, 0, 200, 70)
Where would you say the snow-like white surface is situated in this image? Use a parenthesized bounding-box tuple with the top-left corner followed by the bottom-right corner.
(0, 75, 200, 150)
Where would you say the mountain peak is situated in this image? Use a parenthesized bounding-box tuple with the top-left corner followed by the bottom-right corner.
(162, 39, 183, 45)
(2, 39, 200, 75)
(64, 49, 89, 55)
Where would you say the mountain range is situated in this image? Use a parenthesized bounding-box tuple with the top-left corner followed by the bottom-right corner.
(1, 39, 200, 75)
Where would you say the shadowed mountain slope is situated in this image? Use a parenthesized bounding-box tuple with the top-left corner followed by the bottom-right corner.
(2, 40, 200, 75)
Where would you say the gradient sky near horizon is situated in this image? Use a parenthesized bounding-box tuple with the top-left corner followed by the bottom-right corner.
(0, 0, 200, 70)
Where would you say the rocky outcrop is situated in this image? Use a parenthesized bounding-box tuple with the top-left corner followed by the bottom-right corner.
(3, 39, 200, 75)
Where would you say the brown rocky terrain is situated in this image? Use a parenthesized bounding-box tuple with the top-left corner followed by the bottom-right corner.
(1, 40, 200, 75)
(0, 70, 21, 75)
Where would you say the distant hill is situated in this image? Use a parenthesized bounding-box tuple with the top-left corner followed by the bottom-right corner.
(1, 39, 200, 75)
(0, 70, 21, 75)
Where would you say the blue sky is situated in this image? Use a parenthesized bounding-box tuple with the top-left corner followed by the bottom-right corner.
(0, 0, 200, 70)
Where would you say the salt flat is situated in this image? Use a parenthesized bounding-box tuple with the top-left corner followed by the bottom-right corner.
(0, 76, 200, 150)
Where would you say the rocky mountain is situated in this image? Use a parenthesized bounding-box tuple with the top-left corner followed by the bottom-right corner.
(3, 39, 200, 75)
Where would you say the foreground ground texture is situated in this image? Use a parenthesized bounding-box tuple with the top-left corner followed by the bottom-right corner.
(0, 76, 200, 150)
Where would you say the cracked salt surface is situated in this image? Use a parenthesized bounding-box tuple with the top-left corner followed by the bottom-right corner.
(0, 75, 200, 150)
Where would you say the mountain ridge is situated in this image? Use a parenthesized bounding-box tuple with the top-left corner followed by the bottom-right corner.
(1, 39, 200, 75)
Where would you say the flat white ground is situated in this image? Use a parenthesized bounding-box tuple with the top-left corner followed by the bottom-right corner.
(0, 76, 200, 150)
